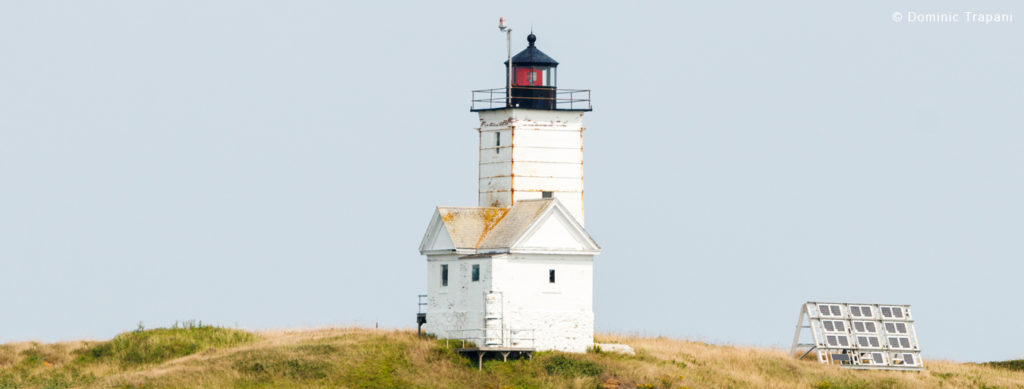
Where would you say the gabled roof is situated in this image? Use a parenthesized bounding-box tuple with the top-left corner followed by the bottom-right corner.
(435, 206, 509, 249)
(477, 199, 550, 249)
(504, 33, 559, 67)
(419, 198, 599, 256)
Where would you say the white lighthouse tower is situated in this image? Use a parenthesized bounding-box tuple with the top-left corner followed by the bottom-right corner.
(418, 30, 599, 353)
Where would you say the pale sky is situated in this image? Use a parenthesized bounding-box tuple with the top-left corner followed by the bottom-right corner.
(1, 1, 1021, 362)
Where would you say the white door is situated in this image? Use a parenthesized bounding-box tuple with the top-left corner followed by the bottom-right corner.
(484, 291, 504, 347)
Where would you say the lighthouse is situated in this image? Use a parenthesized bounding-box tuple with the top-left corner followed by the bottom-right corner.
(478, 32, 590, 226)
(418, 30, 599, 353)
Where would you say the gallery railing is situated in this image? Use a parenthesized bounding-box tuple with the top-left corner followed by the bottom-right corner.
(471, 87, 591, 111)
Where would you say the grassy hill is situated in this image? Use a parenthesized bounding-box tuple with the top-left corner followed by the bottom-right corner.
(2, 324, 1023, 388)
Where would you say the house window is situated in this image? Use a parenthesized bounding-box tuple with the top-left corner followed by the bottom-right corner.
(542, 191, 552, 198)
(441, 264, 448, 286)
(472, 264, 480, 282)
(549, 269, 555, 283)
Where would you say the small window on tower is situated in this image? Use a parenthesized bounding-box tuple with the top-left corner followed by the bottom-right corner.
(441, 264, 448, 287)
(549, 269, 555, 283)
(495, 132, 501, 154)
(472, 264, 480, 282)
(542, 191, 552, 198)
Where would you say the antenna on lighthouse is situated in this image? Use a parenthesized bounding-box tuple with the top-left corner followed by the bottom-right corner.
(498, 17, 513, 107)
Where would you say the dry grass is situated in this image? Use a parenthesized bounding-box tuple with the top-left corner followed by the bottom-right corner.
(1, 327, 1022, 388)
(597, 334, 1024, 388)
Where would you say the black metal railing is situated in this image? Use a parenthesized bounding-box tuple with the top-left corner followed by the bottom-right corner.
(471, 87, 591, 111)
(416, 294, 428, 337)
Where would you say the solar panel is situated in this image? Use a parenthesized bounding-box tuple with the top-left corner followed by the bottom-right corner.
(852, 321, 878, 334)
(901, 353, 916, 365)
(857, 336, 870, 347)
(790, 302, 923, 371)
(888, 337, 900, 347)
(850, 305, 875, 318)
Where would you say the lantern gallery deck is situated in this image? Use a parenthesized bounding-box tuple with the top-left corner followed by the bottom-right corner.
(470, 88, 592, 111)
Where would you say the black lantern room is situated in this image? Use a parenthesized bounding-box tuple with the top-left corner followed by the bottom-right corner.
(505, 33, 559, 110)
(471, 32, 590, 112)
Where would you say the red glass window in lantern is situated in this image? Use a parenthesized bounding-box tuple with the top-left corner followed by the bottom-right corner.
(515, 67, 544, 86)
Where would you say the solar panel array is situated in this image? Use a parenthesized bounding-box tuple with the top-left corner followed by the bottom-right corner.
(790, 302, 923, 370)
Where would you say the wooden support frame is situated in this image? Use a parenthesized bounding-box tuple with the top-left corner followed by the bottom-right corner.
(456, 347, 535, 370)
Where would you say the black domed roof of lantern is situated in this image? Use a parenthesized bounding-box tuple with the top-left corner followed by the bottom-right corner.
(504, 33, 558, 67)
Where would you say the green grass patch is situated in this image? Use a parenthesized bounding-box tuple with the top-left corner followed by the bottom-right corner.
(758, 357, 799, 380)
(813, 379, 871, 389)
(986, 359, 1024, 371)
(337, 336, 412, 388)
(481, 358, 548, 388)
(292, 344, 337, 355)
(932, 371, 955, 381)
(78, 321, 254, 366)
(4, 328, 1024, 389)
(233, 355, 329, 381)
(0, 343, 97, 389)
(814, 377, 899, 389)
(225, 335, 417, 389)
(428, 343, 473, 368)
(541, 354, 603, 377)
